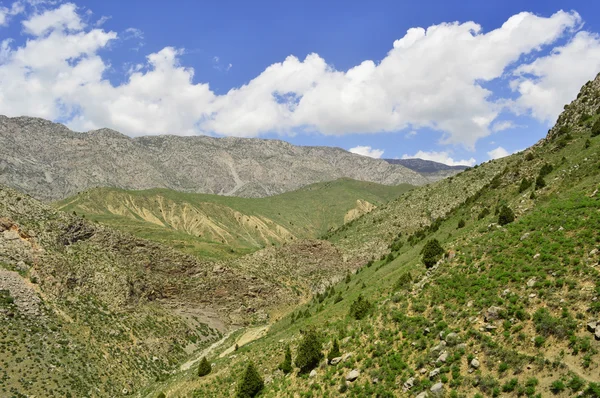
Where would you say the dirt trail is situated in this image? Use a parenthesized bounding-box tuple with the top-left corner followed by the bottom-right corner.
(180, 324, 269, 371)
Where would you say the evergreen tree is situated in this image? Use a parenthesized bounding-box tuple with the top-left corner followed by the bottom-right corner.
(236, 362, 264, 398)
(294, 328, 323, 373)
(498, 205, 515, 226)
(518, 178, 531, 193)
(278, 345, 292, 374)
(348, 294, 372, 320)
(197, 357, 211, 377)
(328, 339, 341, 363)
(457, 219, 465, 229)
(421, 239, 444, 268)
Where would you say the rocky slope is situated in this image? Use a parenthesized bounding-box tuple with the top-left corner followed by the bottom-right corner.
(143, 73, 600, 397)
(385, 158, 469, 181)
(0, 116, 427, 201)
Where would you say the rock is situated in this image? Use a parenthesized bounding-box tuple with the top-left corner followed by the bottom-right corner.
(527, 278, 537, 288)
(590, 249, 598, 256)
(330, 356, 342, 365)
(345, 369, 360, 382)
(439, 331, 445, 340)
(429, 368, 440, 379)
(371, 377, 378, 384)
(558, 226, 564, 231)
(309, 369, 317, 378)
(430, 382, 444, 395)
(501, 289, 510, 297)
(485, 324, 497, 332)
(520, 233, 530, 241)
(0, 218, 13, 231)
(424, 327, 431, 335)
(471, 358, 480, 369)
(533, 253, 540, 259)
(484, 306, 502, 322)
(596, 328, 600, 341)
(16, 261, 29, 273)
(419, 368, 427, 374)
(265, 375, 274, 384)
(529, 293, 537, 298)
(445, 332, 460, 346)
(341, 352, 353, 362)
(416, 392, 429, 398)
(341, 336, 351, 345)
(437, 351, 448, 363)
(456, 343, 467, 350)
(587, 321, 598, 333)
(430, 341, 446, 356)
(2, 230, 20, 240)
(403, 377, 415, 391)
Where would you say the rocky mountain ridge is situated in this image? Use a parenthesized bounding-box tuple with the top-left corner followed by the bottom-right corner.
(0, 116, 428, 201)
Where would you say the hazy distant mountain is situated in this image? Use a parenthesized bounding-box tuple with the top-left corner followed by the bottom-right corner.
(0, 116, 428, 201)
(384, 158, 468, 180)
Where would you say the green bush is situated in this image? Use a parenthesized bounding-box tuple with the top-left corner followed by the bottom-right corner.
(394, 272, 413, 291)
(592, 119, 600, 137)
(477, 208, 490, 220)
(349, 294, 372, 320)
(497, 205, 515, 226)
(157, 393, 166, 398)
(586, 382, 600, 397)
(568, 375, 585, 392)
(550, 380, 565, 394)
(197, 357, 211, 377)
(422, 239, 444, 268)
(457, 219, 465, 229)
(295, 328, 323, 373)
(327, 339, 340, 363)
(279, 345, 293, 374)
(518, 178, 531, 193)
(535, 175, 546, 189)
(236, 362, 264, 398)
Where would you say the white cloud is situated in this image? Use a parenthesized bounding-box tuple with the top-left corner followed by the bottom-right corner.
(405, 130, 417, 138)
(402, 150, 476, 166)
(22, 3, 84, 36)
(491, 120, 516, 132)
(0, 5, 595, 147)
(487, 146, 510, 159)
(0, 1, 24, 26)
(511, 31, 600, 123)
(348, 145, 384, 158)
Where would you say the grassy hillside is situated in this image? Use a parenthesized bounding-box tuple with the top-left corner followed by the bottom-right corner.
(141, 75, 600, 397)
(55, 179, 413, 260)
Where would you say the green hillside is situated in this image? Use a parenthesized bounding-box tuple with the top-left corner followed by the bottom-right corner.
(54, 179, 413, 260)
(140, 76, 600, 397)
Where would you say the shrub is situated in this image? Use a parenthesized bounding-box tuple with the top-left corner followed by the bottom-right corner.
(279, 345, 293, 374)
(394, 272, 413, 291)
(592, 119, 600, 137)
(586, 383, 600, 397)
(236, 362, 264, 398)
(533, 335, 545, 348)
(535, 175, 546, 189)
(525, 152, 535, 161)
(457, 219, 465, 229)
(550, 380, 565, 394)
(295, 328, 323, 373)
(585, 139, 591, 149)
(568, 375, 585, 392)
(518, 178, 531, 193)
(477, 208, 490, 220)
(328, 339, 340, 363)
(422, 239, 444, 268)
(497, 205, 515, 226)
(539, 163, 553, 177)
(349, 294, 372, 320)
(502, 378, 518, 392)
(157, 393, 166, 398)
(197, 357, 211, 377)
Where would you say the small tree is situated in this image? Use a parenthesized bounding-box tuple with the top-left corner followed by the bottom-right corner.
(236, 362, 264, 398)
(535, 175, 546, 190)
(457, 219, 465, 229)
(349, 294, 372, 320)
(421, 239, 444, 268)
(518, 178, 531, 193)
(498, 205, 515, 226)
(295, 328, 323, 373)
(278, 345, 292, 374)
(197, 357, 211, 377)
(592, 119, 600, 137)
(328, 339, 341, 363)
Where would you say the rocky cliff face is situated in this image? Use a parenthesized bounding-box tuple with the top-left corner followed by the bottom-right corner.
(0, 116, 427, 201)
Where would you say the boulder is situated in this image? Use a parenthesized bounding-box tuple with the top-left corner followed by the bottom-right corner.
(429, 368, 440, 379)
(470, 358, 480, 369)
(484, 306, 502, 322)
(403, 377, 415, 392)
(590, 248, 598, 256)
(520, 233, 530, 241)
(345, 369, 360, 382)
(527, 278, 536, 288)
(533, 253, 540, 259)
(341, 352, 353, 362)
(416, 392, 429, 398)
(586, 321, 597, 333)
(309, 369, 317, 378)
(330, 356, 342, 365)
(430, 382, 444, 395)
(445, 332, 460, 346)
(2, 230, 20, 240)
(437, 351, 448, 363)
(430, 341, 446, 356)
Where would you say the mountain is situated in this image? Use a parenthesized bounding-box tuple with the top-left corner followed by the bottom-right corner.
(385, 158, 469, 181)
(141, 73, 600, 397)
(54, 179, 413, 260)
(0, 116, 427, 201)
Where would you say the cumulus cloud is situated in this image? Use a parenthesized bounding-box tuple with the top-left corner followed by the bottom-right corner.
(0, 4, 597, 146)
(348, 145, 384, 158)
(487, 146, 510, 159)
(402, 151, 476, 166)
(0, 1, 23, 26)
(511, 31, 600, 123)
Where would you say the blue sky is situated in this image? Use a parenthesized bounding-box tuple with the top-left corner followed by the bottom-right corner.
(1, 1, 600, 165)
